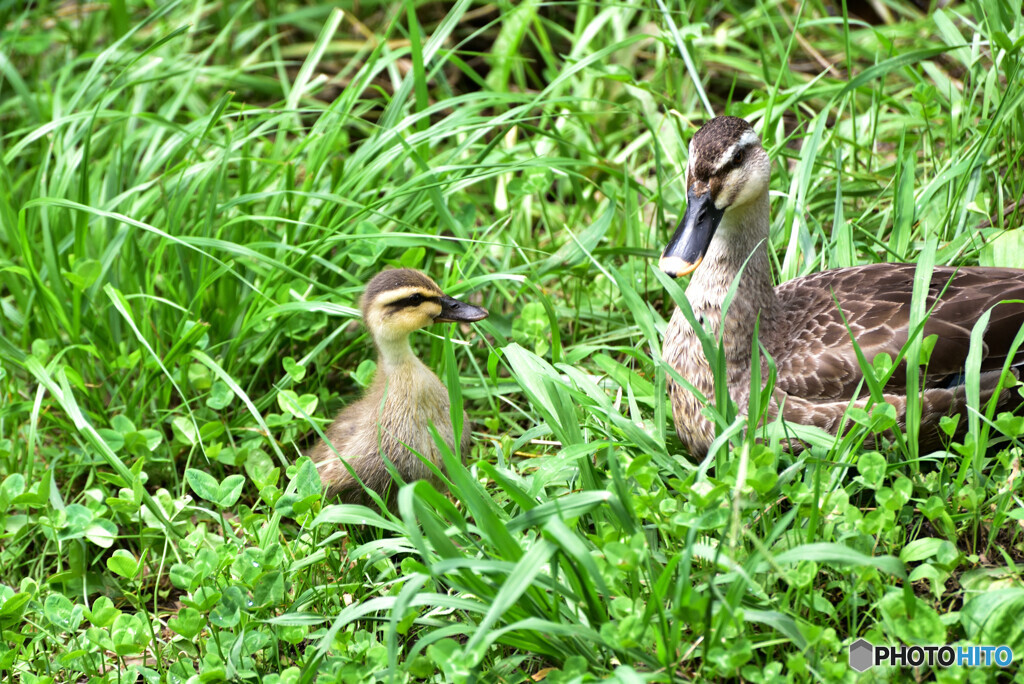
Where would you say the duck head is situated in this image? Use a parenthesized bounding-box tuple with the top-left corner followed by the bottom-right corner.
(659, 116, 771, 277)
(361, 269, 489, 344)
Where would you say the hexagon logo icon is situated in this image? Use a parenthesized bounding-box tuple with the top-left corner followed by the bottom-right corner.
(849, 638, 874, 672)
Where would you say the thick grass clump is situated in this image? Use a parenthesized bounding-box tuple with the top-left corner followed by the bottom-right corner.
(1, 0, 1023, 681)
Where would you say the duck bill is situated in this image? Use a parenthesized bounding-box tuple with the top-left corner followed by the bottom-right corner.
(659, 190, 725, 278)
(435, 296, 489, 323)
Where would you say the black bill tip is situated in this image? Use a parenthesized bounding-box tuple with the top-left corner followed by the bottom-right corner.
(435, 296, 489, 323)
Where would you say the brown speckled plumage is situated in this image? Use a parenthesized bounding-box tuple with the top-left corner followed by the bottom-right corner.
(661, 117, 1024, 456)
(309, 269, 487, 505)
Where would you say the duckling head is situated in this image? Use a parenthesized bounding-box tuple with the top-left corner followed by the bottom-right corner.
(660, 116, 771, 277)
(360, 269, 488, 347)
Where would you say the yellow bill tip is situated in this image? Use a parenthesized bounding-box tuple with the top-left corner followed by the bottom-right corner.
(659, 255, 701, 278)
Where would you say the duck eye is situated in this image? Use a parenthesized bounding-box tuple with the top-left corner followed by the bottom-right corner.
(388, 293, 428, 309)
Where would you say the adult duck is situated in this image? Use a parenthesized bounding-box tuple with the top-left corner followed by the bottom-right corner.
(660, 115, 1024, 455)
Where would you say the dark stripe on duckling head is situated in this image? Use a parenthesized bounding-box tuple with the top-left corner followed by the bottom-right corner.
(361, 269, 443, 313)
(387, 292, 439, 309)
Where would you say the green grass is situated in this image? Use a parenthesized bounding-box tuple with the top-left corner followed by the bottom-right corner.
(2, 0, 1024, 681)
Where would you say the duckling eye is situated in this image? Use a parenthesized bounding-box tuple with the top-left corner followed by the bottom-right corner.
(390, 293, 427, 309)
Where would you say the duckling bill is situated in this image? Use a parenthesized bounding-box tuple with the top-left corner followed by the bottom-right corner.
(661, 116, 1024, 455)
(310, 269, 488, 505)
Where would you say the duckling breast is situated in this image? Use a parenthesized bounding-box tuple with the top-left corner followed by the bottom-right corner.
(371, 359, 459, 478)
(310, 356, 467, 503)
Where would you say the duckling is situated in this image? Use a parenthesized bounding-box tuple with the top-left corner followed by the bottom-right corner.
(660, 116, 1024, 455)
(310, 269, 488, 504)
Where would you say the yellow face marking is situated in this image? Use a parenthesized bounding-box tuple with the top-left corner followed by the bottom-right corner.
(363, 285, 448, 342)
(376, 286, 440, 308)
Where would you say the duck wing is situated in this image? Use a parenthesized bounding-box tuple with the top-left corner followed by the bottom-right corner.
(768, 263, 1024, 403)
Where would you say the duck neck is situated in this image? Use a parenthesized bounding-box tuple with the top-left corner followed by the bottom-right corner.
(688, 191, 775, 353)
(374, 334, 419, 372)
